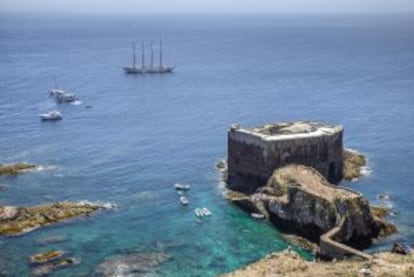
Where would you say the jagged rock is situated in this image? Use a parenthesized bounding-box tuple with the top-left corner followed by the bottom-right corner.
(31, 257, 81, 276)
(281, 234, 319, 253)
(370, 206, 389, 218)
(0, 206, 18, 221)
(30, 250, 66, 265)
(95, 252, 170, 276)
(343, 149, 366, 181)
(0, 163, 36, 175)
(0, 201, 113, 236)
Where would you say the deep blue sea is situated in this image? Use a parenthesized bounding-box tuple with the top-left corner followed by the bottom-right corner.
(0, 14, 414, 276)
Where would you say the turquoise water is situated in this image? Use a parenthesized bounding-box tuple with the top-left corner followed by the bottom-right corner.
(0, 14, 414, 276)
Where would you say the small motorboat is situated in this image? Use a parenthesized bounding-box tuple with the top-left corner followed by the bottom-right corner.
(180, 196, 189, 206)
(174, 183, 191, 191)
(201, 207, 212, 216)
(194, 208, 203, 218)
(55, 93, 78, 103)
(49, 89, 65, 97)
(39, 111, 62, 121)
(251, 213, 265, 219)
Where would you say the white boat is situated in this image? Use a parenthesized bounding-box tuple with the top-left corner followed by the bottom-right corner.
(55, 93, 78, 103)
(251, 213, 265, 219)
(201, 207, 212, 216)
(194, 208, 203, 218)
(174, 183, 191, 191)
(124, 40, 174, 74)
(180, 196, 189, 206)
(49, 76, 78, 103)
(40, 111, 62, 121)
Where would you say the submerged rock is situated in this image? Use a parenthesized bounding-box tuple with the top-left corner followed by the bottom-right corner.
(0, 163, 36, 175)
(35, 234, 70, 246)
(95, 251, 170, 276)
(31, 257, 81, 276)
(0, 201, 113, 236)
(30, 250, 66, 265)
(343, 149, 367, 181)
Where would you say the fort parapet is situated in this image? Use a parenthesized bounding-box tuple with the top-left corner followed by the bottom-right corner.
(227, 121, 343, 192)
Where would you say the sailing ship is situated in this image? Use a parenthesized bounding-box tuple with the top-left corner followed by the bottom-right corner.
(123, 40, 174, 74)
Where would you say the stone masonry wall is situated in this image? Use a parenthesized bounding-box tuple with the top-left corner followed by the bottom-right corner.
(227, 126, 343, 192)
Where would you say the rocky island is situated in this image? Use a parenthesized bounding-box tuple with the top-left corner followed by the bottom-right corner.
(0, 162, 36, 175)
(223, 121, 396, 261)
(0, 201, 114, 236)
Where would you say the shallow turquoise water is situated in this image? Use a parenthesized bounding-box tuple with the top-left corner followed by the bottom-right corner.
(0, 14, 413, 276)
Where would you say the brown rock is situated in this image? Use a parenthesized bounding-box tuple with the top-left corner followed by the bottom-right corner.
(0, 163, 36, 175)
(30, 250, 66, 265)
(343, 149, 366, 181)
(0, 201, 111, 236)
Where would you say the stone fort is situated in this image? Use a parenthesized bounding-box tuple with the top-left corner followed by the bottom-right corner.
(227, 121, 343, 192)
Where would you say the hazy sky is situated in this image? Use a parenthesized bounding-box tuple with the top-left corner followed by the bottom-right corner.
(1, 0, 414, 14)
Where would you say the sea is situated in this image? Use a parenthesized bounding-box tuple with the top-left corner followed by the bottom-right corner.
(0, 13, 413, 276)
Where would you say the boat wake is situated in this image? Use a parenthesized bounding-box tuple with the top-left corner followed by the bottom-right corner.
(70, 100, 82, 106)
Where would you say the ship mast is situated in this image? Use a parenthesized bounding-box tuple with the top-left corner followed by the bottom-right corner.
(159, 38, 163, 68)
(132, 42, 136, 69)
(141, 41, 145, 71)
(53, 74, 58, 89)
(150, 41, 154, 69)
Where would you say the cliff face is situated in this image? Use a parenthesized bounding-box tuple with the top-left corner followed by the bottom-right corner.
(228, 165, 381, 250)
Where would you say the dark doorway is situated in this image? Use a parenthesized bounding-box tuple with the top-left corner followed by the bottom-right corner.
(328, 162, 336, 183)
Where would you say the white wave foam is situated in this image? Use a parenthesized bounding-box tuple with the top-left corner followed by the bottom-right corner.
(360, 166, 372, 177)
(77, 200, 117, 209)
(71, 100, 82, 106)
(34, 165, 58, 172)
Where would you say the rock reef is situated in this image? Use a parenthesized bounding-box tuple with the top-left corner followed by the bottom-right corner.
(343, 149, 367, 181)
(220, 249, 414, 277)
(0, 163, 36, 175)
(95, 251, 170, 276)
(0, 201, 111, 236)
(226, 165, 394, 256)
(29, 249, 81, 276)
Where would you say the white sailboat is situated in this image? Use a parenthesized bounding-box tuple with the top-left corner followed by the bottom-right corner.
(123, 39, 174, 74)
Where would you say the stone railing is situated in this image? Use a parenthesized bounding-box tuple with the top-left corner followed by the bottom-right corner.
(319, 218, 372, 260)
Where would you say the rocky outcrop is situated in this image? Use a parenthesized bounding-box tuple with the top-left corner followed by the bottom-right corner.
(29, 250, 81, 276)
(0, 201, 114, 236)
(343, 149, 367, 181)
(95, 251, 170, 276)
(220, 249, 414, 277)
(30, 250, 66, 265)
(0, 163, 36, 175)
(226, 165, 392, 255)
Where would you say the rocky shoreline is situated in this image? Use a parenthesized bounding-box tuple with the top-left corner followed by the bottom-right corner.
(0, 201, 114, 236)
(220, 249, 414, 277)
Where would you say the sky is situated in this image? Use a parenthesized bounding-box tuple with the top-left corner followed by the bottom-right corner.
(1, 0, 414, 14)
